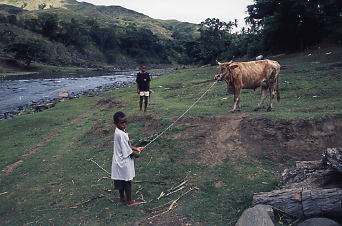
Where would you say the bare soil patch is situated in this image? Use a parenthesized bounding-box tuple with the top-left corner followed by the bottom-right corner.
(167, 115, 342, 168)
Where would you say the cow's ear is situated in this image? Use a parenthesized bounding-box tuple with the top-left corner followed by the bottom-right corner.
(230, 65, 239, 70)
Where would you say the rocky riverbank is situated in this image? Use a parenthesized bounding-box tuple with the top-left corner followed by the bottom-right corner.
(0, 80, 133, 120)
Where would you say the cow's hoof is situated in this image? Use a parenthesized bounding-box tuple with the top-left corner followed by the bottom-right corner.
(254, 108, 260, 112)
(230, 109, 236, 113)
(266, 107, 272, 112)
(236, 109, 241, 112)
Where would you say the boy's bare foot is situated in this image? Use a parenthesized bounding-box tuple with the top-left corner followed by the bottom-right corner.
(119, 200, 127, 205)
(126, 200, 143, 207)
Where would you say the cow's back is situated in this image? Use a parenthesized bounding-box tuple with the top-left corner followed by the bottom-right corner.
(233, 60, 271, 89)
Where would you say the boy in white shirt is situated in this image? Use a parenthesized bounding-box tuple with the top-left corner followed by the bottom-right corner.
(111, 111, 144, 206)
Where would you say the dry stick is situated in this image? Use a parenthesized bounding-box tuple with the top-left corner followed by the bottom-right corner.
(168, 180, 188, 192)
(97, 176, 110, 182)
(157, 186, 186, 200)
(157, 178, 188, 200)
(134, 180, 167, 185)
(168, 175, 189, 191)
(146, 156, 153, 166)
(69, 194, 105, 208)
(147, 187, 197, 220)
(87, 158, 110, 175)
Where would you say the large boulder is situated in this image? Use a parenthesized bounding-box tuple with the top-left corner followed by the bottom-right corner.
(235, 204, 274, 226)
(298, 217, 340, 226)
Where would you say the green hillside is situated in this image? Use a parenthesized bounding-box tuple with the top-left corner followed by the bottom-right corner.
(0, 0, 199, 39)
(0, 0, 200, 70)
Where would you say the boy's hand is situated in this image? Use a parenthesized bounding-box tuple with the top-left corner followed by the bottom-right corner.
(136, 147, 145, 152)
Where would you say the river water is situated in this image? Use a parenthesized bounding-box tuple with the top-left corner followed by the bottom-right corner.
(0, 70, 137, 114)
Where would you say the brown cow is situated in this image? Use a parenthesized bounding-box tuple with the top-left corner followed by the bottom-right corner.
(214, 60, 281, 112)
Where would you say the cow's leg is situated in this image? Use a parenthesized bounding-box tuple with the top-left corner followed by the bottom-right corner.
(267, 86, 276, 111)
(236, 98, 241, 111)
(231, 89, 241, 112)
(254, 87, 268, 111)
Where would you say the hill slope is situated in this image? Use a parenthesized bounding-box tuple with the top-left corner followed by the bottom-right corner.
(0, 0, 199, 39)
(0, 0, 200, 70)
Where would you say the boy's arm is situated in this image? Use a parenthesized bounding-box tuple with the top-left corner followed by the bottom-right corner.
(136, 83, 140, 94)
(131, 146, 144, 152)
(130, 146, 144, 158)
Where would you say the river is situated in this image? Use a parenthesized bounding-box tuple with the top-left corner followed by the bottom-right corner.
(0, 70, 138, 115)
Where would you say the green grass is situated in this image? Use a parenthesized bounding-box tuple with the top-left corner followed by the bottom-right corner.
(0, 46, 342, 225)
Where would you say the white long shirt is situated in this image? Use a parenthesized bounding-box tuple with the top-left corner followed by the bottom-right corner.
(111, 128, 135, 181)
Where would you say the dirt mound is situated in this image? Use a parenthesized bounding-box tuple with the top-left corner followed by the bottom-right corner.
(169, 115, 342, 168)
(240, 116, 342, 163)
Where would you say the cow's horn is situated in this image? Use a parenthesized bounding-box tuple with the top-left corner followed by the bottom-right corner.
(216, 60, 222, 65)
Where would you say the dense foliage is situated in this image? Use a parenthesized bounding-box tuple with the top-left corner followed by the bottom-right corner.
(0, 11, 172, 65)
(247, 0, 342, 52)
(0, 0, 341, 67)
(192, 0, 342, 63)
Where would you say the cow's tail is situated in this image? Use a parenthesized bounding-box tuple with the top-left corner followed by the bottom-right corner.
(275, 67, 280, 102)
(276, 77, 280, 102)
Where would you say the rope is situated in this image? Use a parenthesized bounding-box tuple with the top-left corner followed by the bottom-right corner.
(88, 80, 217, 174)
(143, 80, 217, 148)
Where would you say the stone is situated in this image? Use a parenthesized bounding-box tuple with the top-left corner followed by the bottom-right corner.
(58, 91, 69, 98)
(235, 204, 274, 226)
(322, 148, 342, 173)
(298, 218, 341, 226)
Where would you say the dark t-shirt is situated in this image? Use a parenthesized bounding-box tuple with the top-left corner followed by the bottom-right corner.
(136, 72, 151, 91)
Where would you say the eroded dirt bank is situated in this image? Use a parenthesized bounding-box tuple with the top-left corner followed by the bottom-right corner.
(136, 114, 342, 167)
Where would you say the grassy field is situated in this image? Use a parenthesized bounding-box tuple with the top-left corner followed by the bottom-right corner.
(0, 46, 342, 225)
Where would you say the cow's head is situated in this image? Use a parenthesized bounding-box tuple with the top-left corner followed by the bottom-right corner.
(214, 61, 238, 81)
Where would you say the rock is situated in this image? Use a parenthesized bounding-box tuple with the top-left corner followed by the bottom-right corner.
(35, 105, 48, 112)
(256, 55, 264, 61)
(322, 148, 342, 173)
(235, 204, 274, 226)
(298, 218, 341, 226)
(58, 91, 69, 98)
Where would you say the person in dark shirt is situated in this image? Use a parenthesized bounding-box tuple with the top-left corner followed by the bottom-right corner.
(136, 65, 151, 112)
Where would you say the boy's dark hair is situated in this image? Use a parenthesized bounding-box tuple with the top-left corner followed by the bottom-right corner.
(113, 111, 125, 123)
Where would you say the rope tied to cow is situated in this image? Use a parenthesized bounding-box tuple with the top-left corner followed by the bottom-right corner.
(89, 80, 218, 174)
(143, 80, 218, 148)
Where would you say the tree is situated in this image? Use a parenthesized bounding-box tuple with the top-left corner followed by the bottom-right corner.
(4, 41, 46, 68)
(58, 18, 90, 48)
(0, 30, 17, 44)
(198, 18, 236, 65)
(38, 13, 59, 39)
(246, 0, 342, 52)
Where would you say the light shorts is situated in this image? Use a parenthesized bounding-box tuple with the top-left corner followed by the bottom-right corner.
(139, 91, 150, 97)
